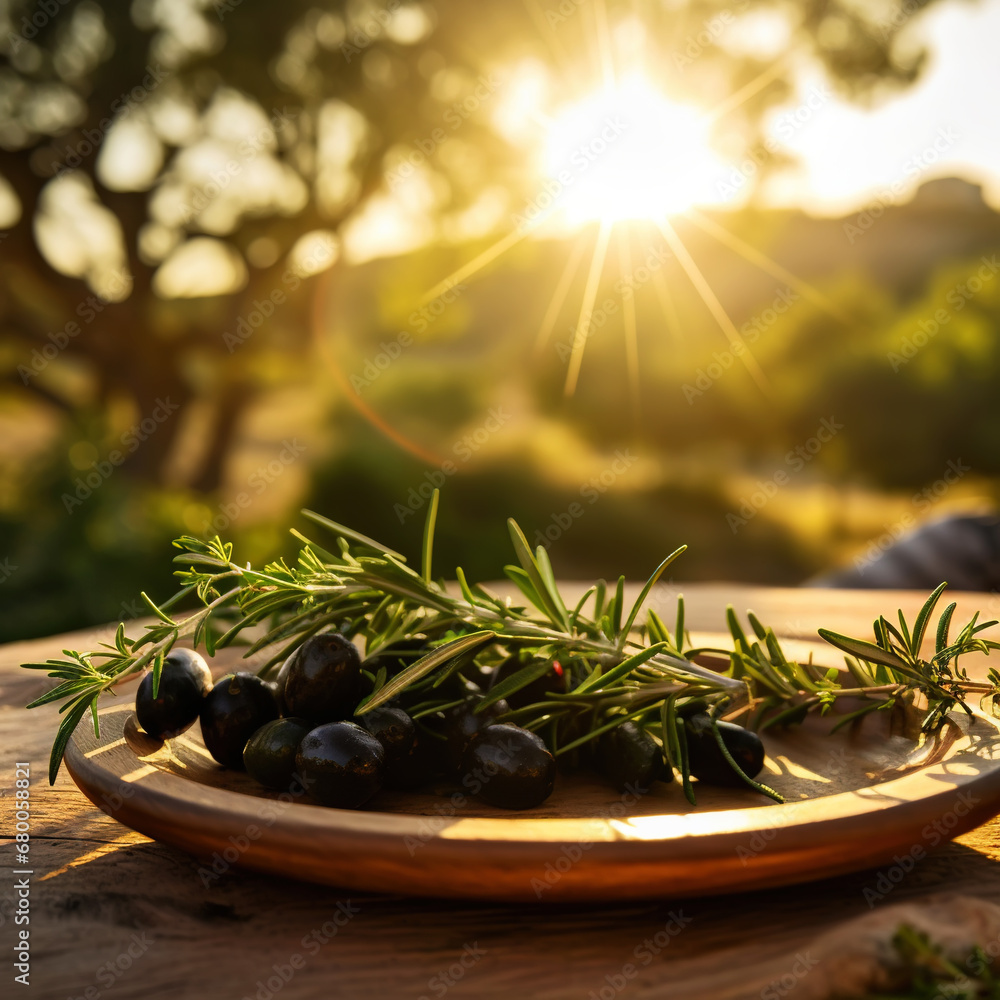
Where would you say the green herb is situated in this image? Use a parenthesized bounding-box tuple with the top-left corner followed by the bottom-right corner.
(859, 923, 1000, 999)
(23, 491, 1000, 792)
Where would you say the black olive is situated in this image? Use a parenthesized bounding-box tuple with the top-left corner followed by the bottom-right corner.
(362, 637, 429, 678)
(462, 723, 555, 810)
(381, 729, 447, 790)
(243, 717, 311, 790)
(489, 654, 567, 709)
(278, 633, 362, 724)
(296, 722, 385, 808)
(356, 705, 415, 769)
(135, 648, 213, 740)
(676, 697, 711, 719)
(442, 695, 509, 773)
(434, 673, 485, 703)
(596, 721, 670, 793)
(684, 713, 765, 787)
(200, 672, 280, 769)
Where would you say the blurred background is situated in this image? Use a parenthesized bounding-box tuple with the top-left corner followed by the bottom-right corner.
(3, 0, 1000, 641)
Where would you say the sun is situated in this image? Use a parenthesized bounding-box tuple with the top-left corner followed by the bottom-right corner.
(541, 75, 727, 228)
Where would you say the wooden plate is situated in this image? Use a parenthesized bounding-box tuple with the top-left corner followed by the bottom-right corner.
(64, 637, 1000, 902)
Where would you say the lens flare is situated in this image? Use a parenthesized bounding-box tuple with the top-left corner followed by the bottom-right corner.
(541, 75, 728, 227)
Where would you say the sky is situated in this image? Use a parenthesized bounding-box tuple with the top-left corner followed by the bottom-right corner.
(774, 0, 1000, 215)
(342, 0, 1000, 262)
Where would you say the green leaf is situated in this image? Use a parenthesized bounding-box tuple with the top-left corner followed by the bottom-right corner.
(573, 642, 669, 694)
(141, 592, 175, 625)
(830, 700, 887, 733)
(593, 579, 607, 620)
(421, 488, 440, 584)
(674, 595, 685, 652)
(727, 606, 750, 653)
(503, 565, 547, 614)
(203, 616, 218, 657)
(455, 566, 480, 608)
(288, 530, 341, 567)
(475, 659, 554, 713)
(911, 583, 948, 656)
(705, 719, 783, 802)
(48, 696, 93, 785)
(26, 679, 100, 709)
(674, 718, 696, 806)
(534, 544, 570, 630)
(878, 617, 910, 658)
(151, 650, 164, 698)
(818, 628, 911, 672)
(764, 630, 788, 667)
(301, 509, 407, 560)
(553, 706, 648, 756)
(617, 547, 686, 652)
(507, 519, 567, 629)
(647, 609, 669, 645)
(747, 611, 768, 642)
(759, 700, 812, 731)
(611, 576, 625, 637)
(355, 630, 496, 714)
(114, 622, 129, 654)
(897, 609, 912, 653)
(568, 586, 596, 629)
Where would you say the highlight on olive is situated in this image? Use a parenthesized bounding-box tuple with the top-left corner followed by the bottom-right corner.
(200, 672, 280, 770)
(135, 648, 212, 740)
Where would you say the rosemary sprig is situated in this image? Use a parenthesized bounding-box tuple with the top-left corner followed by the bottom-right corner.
(863, 924, 1000, 999)
(22, 491, 1000, 797)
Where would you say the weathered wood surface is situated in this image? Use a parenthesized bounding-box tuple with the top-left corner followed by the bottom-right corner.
(4, 585, 1000, 1000)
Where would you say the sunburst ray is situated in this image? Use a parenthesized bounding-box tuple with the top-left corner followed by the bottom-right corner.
(534, 231, 590, 356)
(702, 55, 789, 126)
(655, 218, 773, 397)
(420, 228, 529, 307)
(565, 219, 613, 396)
(616, 226, 641, 420)
(686, 208, 853, 324)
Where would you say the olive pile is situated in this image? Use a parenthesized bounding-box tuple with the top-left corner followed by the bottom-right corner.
(134, 635, 767, 811)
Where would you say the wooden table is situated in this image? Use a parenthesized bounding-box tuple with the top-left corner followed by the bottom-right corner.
(6, 584, 1000, 1000)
